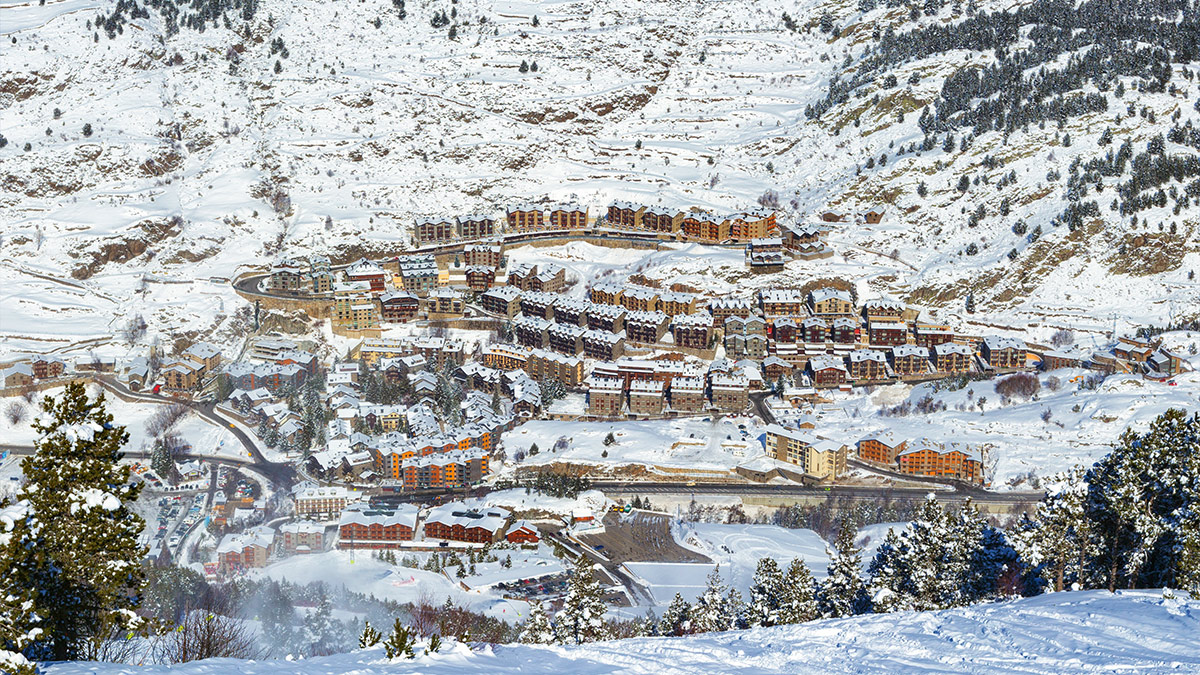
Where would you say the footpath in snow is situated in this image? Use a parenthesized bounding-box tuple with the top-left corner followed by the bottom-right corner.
(44, 590, 1200, 674)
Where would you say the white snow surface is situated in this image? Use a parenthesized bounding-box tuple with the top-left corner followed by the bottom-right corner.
(42, 590, 1200, 674)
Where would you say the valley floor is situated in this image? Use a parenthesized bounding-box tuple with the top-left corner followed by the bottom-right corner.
(44, 590, 1200, 674)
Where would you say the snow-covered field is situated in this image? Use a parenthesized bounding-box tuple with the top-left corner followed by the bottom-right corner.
(675, 522, 832, 587)
(504, 415, 767, 472)
(254, 550, 532, 621)
(42, 590, 1200, 674)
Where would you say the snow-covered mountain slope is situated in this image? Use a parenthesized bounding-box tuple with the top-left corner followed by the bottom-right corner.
(1, 0, 1198, 359)
(43, 590, 1200, 674)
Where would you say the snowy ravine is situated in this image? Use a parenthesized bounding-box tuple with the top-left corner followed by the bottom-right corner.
(44, 591, 1200, 674)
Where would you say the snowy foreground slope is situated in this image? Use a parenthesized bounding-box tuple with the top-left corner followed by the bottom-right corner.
(45, 591, 1200, 674)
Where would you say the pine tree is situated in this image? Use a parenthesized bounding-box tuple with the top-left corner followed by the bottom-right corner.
(425, 633, 442, 654)
(519, 60, 529, 73)
(689, 565, 735, 633)
(657, 593, 692, 636)
(150, 437, 173, 482)
(0, 502, 41, 675)
(304, 590, 344, 656)
(383, 618, 415, 659)
(866, 528, 912, 612)
(777, 558, 818, 624)
(556, 558, 609, 644)
(519, 601, 555, 644)
(259, 580, 300, 658)
(359, 620, 382, 648)
(819, 524, 870, 618)
(14, 382, 147, 660)
(746, 558, 785, 627)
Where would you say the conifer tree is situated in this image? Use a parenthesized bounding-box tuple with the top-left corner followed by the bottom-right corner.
(818, 524, 870, 618)
(746, 557, 785, 627)
(383, 618, 415, 659)
(519, 601, 555, 644)
(556, 558, 609, 644)
(359, 620, 382, 648)
(777, 558, 818, 624)
(13, 382, 146, 660)
(0, 502, 41, 675)
(657, 593, 692, 636)
(304, 590, 344, 656)
(689, 565, 735, 633)
(866, 528, 912, 612)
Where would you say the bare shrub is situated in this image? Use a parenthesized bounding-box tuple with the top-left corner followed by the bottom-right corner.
(994, 372, 1040, 399)
(4, 400, 27, 426)
(145, 402, 190, 437)
(1049, 328, 1074, 348)
(154, 599, 263, 664)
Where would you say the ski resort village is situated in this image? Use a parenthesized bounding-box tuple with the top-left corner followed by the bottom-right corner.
(3, 0, 1200, 670)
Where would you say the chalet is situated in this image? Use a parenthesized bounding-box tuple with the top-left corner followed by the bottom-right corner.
(868, 317, 908, 347)
(216, 526, 275, 573)
(830, 316, 859, 344)
(621, 286, 660, 313)
(463, 242, 502, 267)
(396, 254, 439, 295)
(506, 520, 540, 544)
(1148, 348, 1190, 377)
(625, 310, 670, 344)
(1114, 337, 1158, 363)
(588, 377, 625, 417)
(1039, 349, 1082, 372)
(30, 355, 66, 380)
(426, 287, 464, 315)
(2, 364, 34, 388)
(465, 265, 497, 292)
(480, 286, 522, 318)
(456, 215, 496, 240)
(586, 304, 626, 333)
(897, 439, 983, 485)
(762, 355, 793, 382)
(553, 298, 589, 326)
(808, 355, 848, 388)
(548, 204, 588, 230)
(589, 281, 625, 306)
(746, 237, 785, 272)
(779, 223, 825, 249)
(269, 258, 307, 293)
(890, 344, 930, 376)
(727, 211, 777, 241)
(708, 297, 754, 325)
(680, 210, 728, 243)
(277, 521, 325, 555)
(802, 317, 827, 343)
(981, 336, 1027, 370)
(668, 375, 706, 412)
(914, 323, 955, 349)
(345, 258, 389, 293)
(862, 207, 885, 224)
(162, 360, 201, 391)
(520, 291, 558, 320)
(933, 342, 973, 373)
(182, 343, 221, 373)
(759, 288, 807, 317)
(772, 317, 798, 343)
(547, 323, 585, 355)
(672, 313, 713, 350)
(818, 211, 847, 223)
(710, 372, 750, 413)
(413, 217, 455, 245)
(581, 329, 625, 361)
(337, 504, 420, 549)
(628, 379, 666, 416)
(513, 316, 552, 349)
(506, 204, 545, 232)
(642, 206, 681, 233)
(810, 288, 854, 316)
(606, 201, 645, 230)
(862, 297, 905, 320)
(658, 291, 697, 317)
(848, 349, 888, 381)
(379, 291, 420, 323)
(857, 431, 907, 465)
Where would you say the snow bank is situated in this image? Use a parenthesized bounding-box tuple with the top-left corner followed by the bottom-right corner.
(43, 590, 1200, 674)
